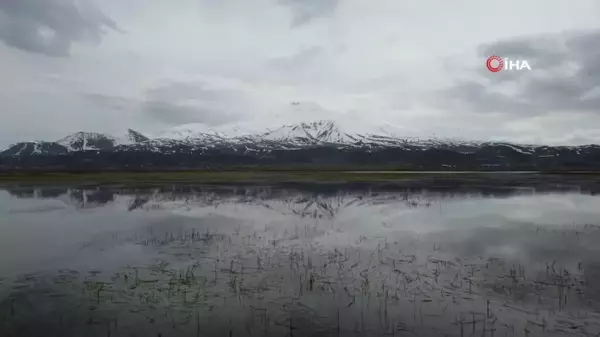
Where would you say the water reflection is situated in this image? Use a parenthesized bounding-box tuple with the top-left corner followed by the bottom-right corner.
(1, 182, 600, 336)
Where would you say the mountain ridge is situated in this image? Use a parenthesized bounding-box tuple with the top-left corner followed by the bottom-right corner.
(1, 120, 600, 171)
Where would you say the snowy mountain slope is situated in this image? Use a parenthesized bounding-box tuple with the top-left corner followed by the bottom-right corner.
(114, 129, 150, 145)
(2, 120, 600, 172)
(0, 129, 150, 156)
(56, 129, 150, 151)
(0, 119, 591, 156)
(258, 120, 358, 144)
(114, 138, 208, 153)
(56, 132, 118, 151)
(0, 141, 69, 157)
(156, 125, 228, 142)
(154, 119, 476, 150)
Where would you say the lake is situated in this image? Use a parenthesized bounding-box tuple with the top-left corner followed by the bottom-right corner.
(1, 177, 600, 337)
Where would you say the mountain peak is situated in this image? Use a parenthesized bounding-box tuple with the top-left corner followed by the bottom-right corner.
(55, 129, 149, 151)
(123, 129, 150, 144)
(0, 141, 69, 157)
(56, 132, 117, 151)
(3, 120, 600, 171)
(257, 119, 357, 145)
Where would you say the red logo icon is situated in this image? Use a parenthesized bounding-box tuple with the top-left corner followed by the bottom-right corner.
(486, 56, 503, 72)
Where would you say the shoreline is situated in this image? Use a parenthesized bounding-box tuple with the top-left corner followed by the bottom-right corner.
(1, 170, 600, 185)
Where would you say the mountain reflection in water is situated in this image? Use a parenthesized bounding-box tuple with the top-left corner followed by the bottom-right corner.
(1, 182, 600, 337)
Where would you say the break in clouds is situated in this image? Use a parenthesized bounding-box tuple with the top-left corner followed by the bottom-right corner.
(0, 0, 599, 146)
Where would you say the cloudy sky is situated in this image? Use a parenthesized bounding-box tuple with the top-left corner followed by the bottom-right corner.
(0, 0, 599, 147)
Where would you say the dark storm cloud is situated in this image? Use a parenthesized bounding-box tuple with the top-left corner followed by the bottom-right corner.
(442, 29, 600, 115)
(0, 0, 121, 57)
(279, 0, 338, 27)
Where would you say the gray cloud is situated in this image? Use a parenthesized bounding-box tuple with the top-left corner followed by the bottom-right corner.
(268, 46, 323, 70)
(83, 93, 133, 112)
(1, 0, 599, 147)
(145, 81, 240, 104)
(143, 81, 245, 126)
(142, 101, 240, 127)
(266, 46, 324, 83)
(83, 81, 245, 127)
(442, 29, 600, 115)
(279, 0, 338, 27)
(0, 0, 120, 56)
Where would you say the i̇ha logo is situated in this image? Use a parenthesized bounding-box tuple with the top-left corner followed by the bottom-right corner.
(486, 55, 531, 72)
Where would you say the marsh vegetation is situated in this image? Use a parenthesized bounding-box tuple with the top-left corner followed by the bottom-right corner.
(1, 180, 600, 336)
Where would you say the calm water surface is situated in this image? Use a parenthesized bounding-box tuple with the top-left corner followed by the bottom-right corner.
(1, 180, 600, 337)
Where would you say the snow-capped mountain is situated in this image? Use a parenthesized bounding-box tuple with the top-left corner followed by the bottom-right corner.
(116, 129, 150, 145)
(0, 129, 150, 157)
(153, 119, 475, 149)
(56, 132, 118, 151)
(2, 120, 600, 171)
(0, 141, 69, 157)
(56, 129, 150, 151)
(257, 120, 358, 144)
(0, 120, 588, 155)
